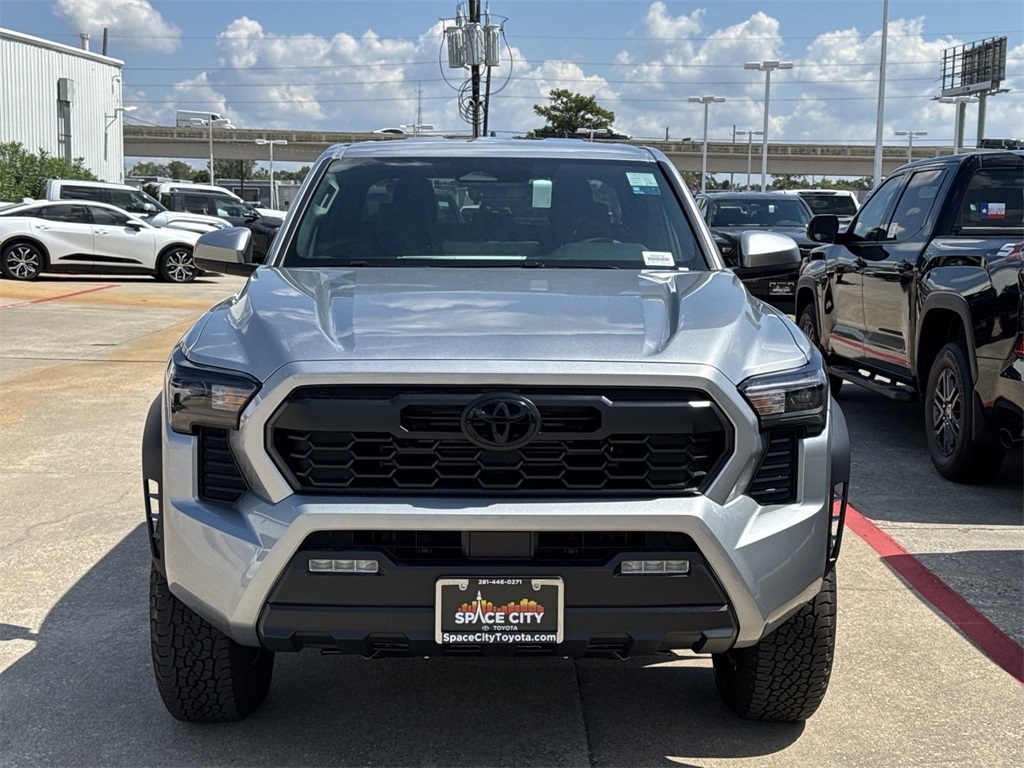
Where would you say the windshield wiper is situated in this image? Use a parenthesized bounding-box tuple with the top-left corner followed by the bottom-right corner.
(521, 261, 621, 269)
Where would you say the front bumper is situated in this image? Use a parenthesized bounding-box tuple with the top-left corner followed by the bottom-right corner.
(152, 363, 849, 652)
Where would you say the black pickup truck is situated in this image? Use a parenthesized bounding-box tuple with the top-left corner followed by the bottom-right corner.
(158, 191, 282, 263)
(797, 150, 1023, 482)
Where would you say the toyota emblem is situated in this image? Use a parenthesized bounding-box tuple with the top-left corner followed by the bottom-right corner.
(461, 394, 541, 450)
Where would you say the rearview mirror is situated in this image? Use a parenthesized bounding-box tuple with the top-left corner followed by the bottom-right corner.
(194, 227, 257, 276)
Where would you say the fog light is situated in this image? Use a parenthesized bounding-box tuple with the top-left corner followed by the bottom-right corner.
(620, 559, 689, 574)
(308, 558, 380, 574)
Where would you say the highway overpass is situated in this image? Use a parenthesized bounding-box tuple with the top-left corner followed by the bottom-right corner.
(123, 125, 955, 178)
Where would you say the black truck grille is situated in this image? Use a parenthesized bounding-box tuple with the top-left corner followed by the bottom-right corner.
(268, 386, 731, 496)
(747, 430, 798, 505)
(198, 427, 249, 505)
(299, 530, 697, 565)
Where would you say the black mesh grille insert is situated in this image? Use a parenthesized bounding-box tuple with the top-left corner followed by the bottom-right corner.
(299, 530, 697, 565)
(269, 386, 731, 497)
(198, 427, 249, 505)
(747, 430, 798, 505)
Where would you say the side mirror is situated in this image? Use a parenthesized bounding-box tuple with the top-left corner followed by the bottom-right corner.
(143, 202, 157, 213)
(125, 218, 145, 230)
(807, 214, 840, 244)
(738, 231, 801, 269)
(194, 227, 257, 276)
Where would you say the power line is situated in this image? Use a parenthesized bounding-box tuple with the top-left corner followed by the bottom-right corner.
(129, 72, 982, 89)
(29, 29, 1024, 42)
(123, 55, 1024, 72)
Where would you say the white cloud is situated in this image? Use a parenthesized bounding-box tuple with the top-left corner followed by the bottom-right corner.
(54, 0, 181, 54)
(128, 3, 1023, 155)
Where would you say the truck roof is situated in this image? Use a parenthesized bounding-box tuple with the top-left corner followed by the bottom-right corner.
(330, 137, 659, 162)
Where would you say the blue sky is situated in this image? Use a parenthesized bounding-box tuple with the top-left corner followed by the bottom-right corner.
(3, 0, 1022, 154)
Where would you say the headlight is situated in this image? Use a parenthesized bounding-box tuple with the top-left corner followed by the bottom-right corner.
(166, 346, 260, 434)
(739, 351, 828, 437)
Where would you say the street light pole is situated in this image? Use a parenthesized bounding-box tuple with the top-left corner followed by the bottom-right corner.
(744, 60, 792, 192)
(255, 139, 288, 208)
(689, 95, 726, 194)
(894, 129, 927, 163)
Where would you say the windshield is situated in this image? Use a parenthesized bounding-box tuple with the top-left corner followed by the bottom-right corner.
(282, 157, 706, 270)
(708, 198, 811, 228)
(799, 194, 858, 216)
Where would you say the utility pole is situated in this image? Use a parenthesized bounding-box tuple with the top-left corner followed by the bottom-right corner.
(895, 130, 927, 163)
(689, 96, 725, 194)
(744, 60, 792, 192)
(872, 0, 890, 188)
(469, 0, 481, 138)
(730, 124, 737, 189)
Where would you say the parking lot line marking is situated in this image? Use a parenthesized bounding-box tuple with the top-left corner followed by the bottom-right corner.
(846, 504, 1024, 685)
(0, 283, 118, 310)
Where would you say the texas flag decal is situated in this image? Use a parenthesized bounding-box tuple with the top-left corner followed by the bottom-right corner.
(980, 202, 1006, 219)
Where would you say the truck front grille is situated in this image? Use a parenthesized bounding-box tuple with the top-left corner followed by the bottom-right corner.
(268, 386, 732, 496)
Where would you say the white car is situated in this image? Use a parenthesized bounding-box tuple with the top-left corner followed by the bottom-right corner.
(0, 200, 200, 283)
(150, 182, 287, 218)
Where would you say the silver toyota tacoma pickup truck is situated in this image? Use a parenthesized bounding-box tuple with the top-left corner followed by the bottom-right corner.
(142, 138, 849, 723)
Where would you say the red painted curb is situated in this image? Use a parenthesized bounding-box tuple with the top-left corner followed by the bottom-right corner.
(845, 504, 1024, 685)
(0, 283, 117, 310)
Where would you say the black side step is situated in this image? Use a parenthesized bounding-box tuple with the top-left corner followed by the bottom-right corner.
(829, 364, 918, 402)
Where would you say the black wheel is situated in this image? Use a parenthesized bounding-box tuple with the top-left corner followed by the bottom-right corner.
(798, 304, 843, 398)
(1, 241, 45, 281)
(150, 565, 274, 722)
(157, 246, 196, 283)
(924, 341, 1006, 482)
(713, 568, 836, 721)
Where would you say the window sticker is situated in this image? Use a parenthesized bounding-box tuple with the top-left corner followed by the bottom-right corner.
(981, 202, 1006, 219)
(642, 250, 675, 267)
(887, 222, 900, 239)
(626, 172, 661, 195)
(532, 179, 552, 209)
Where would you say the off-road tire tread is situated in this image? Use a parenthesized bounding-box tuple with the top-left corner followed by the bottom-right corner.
(713, 568, 836, 721)
(149, 566, 273, 722)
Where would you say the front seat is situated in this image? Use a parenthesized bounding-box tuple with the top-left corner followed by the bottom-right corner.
(376, 179, 438, 257)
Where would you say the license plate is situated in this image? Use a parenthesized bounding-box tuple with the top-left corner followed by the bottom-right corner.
(769, 280, 795, 296)
(435, 578, 564, 645)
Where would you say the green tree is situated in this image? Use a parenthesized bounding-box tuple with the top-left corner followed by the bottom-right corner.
(213, 158, 257, 182)
(0, 142, 97, 200)
(167, 161, 195, 180)
(532, 89, 615, 137)
(127, 161, 170, 178)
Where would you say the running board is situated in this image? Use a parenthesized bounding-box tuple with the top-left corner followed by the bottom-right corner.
(829, 365, 918, 402)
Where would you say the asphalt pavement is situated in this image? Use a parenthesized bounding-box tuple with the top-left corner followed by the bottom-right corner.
(1, 275, 1021, 767)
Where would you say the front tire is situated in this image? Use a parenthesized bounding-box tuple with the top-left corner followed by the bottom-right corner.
(924, 341, 1005, 482)
(713, 568, 836, 721)
(798, 304, 843, 398)
(1, 241, 45, 281)
(157, 246, 196, 283)
(150, 565, 274, 722)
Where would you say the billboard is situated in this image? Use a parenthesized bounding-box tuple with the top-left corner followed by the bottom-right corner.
(941, 37, 1007, 97)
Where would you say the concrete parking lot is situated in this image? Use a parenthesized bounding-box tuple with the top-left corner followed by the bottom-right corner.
(1, 275, 1021, 767)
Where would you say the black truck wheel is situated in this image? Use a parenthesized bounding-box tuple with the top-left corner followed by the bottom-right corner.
(712, 568, 836, 721)
(150, 565, 274, 722)
(924, 341, 1005, 482)
(798, 305, 843, 398)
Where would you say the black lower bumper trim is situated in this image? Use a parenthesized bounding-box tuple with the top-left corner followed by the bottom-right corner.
(258, 603, 737, 657)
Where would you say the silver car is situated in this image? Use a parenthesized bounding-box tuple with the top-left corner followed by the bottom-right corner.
(143, 138, 850, 723)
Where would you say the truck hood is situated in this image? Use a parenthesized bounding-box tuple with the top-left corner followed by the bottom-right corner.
(184, 267, 811, 383)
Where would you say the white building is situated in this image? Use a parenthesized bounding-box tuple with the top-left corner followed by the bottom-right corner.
(0, 28, 126, 182)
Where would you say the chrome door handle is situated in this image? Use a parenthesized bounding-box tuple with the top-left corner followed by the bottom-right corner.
(95, 229, 109, 235)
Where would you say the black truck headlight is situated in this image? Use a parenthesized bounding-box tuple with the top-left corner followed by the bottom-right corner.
(166, 346, 260, 434)
(739, 352, 828, 437)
